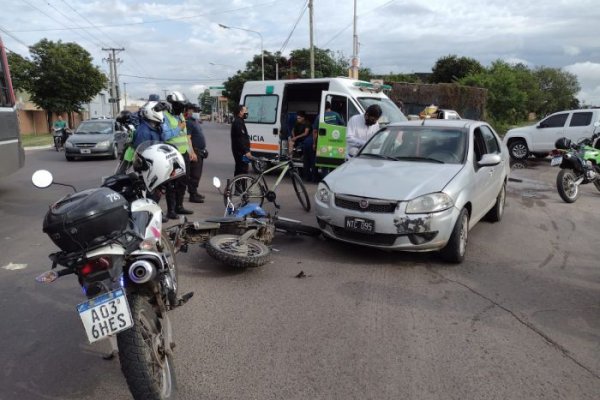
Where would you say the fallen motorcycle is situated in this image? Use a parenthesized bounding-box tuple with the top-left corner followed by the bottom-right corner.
(551, 131, 600, 203)
(169, 177, 320, 269)
(32, 142, 193, 400)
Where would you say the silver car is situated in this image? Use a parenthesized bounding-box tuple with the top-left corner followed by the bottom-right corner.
(65, 119, 128, 161)
(315, 120, 510, 263)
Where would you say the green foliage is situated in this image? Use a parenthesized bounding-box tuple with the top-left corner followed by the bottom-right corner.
(431, 54, 484, 83)
(10, 39, 107, 116)
(534, 67, 580, 115)
(460, 60, 581, 128)
(6, 52, 34, 92)
(199, 89, 213, 114)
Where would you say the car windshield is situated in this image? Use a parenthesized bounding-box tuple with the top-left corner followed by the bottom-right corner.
(360, 126, 468, 164)
(76, 121, 113, 134)
(357, 97, 407, 125)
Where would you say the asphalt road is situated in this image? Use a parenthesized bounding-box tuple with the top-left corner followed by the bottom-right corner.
(1, 122, 598, 400)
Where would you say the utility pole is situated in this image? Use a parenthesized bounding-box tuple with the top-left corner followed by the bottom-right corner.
(102, 48, 124, 117)
(123, 82, 127, 108)
(309, 0, 315, 78)
(350, 0, 359, 79)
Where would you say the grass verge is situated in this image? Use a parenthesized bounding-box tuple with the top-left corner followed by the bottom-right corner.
(21, 134, 53, 148)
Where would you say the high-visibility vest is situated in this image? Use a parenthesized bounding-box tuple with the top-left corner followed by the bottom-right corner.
(164, 112, 189, 154)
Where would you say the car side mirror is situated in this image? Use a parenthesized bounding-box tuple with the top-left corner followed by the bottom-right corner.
(478, 153, 502, 167)
(348, 147, 359, 158)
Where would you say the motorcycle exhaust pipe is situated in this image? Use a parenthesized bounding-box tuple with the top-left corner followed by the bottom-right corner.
(128, 260, 156, 284)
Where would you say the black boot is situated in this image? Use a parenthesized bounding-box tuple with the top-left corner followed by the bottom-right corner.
(166, 186, 178, 220)
(189, 193, 205, 203)
(176, 184, 193, 214)
(175, 205, 194, 215)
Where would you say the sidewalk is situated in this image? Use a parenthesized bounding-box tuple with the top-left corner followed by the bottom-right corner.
(25, 145, 52, 151)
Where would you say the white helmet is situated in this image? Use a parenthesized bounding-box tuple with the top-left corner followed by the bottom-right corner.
(141, 101, 164, 124)
(166, 91, 187, 104)
(133, 142, 186, 192)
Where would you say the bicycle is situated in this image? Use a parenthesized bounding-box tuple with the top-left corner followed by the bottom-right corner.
(225, 156, 311, 212)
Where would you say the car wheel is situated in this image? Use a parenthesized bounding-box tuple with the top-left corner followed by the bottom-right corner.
(440, 208, 469, 264)
(508, 139, 528, 160)
(485, 183, 506, 222)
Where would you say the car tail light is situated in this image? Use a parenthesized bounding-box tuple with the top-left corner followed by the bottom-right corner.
(80, 257, 112, 277)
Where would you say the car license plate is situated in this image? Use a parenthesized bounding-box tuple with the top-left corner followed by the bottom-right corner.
(344, 216, 375, 234)
(80, 149, 91, 154)
(77, 289, 133, 343)
(550, 156, 562, 166)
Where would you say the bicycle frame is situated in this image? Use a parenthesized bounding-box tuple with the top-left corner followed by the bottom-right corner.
(258, 159, 294, 193)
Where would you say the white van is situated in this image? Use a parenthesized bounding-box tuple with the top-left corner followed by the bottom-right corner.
(239, 77, 407, 169)
(503, 109, 600, 159)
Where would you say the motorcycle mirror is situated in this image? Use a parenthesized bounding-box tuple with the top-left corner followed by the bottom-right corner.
(32, 170, 54, 188)
(212, 177, 221, 189)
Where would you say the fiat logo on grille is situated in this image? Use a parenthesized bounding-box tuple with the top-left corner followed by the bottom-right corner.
(359, 199, 369, 209)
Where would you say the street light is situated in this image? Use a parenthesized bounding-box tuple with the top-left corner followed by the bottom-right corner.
(218, 23, 264, 81)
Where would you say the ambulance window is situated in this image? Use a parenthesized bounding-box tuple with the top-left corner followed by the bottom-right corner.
(348, 101, 360, 120)
(244, 95, 278, 124)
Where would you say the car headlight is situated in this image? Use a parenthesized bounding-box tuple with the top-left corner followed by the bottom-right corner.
(316, 182, 331, 203)
(406, 193, 454, 214)
(96, 140, 110, 148)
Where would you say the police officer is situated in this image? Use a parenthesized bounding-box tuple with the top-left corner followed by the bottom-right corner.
(184, 103, 207, 203)
(163, 91, 196, 219)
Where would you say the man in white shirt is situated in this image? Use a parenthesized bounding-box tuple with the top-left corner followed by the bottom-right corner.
(346, 104, 383, 157)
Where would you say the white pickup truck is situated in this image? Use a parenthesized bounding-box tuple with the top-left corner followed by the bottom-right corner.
(503, 109, 600, 159)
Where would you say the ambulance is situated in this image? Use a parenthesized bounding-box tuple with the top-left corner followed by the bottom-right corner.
(239, 77, 407, 170)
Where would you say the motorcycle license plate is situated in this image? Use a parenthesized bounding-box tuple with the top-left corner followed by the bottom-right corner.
(80, 149, 91, 154)
(77, 289, 133, 343)
(550, 156, 562, 166)
(344, 216, 375, 234)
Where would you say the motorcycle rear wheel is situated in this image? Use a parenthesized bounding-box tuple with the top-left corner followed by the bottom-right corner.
(556, 169, 580, 203)
(206, 234, 270, 268)
(117, 294, 176, 400)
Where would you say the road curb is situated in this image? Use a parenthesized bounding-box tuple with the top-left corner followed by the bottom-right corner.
(24, 145, 53, 151)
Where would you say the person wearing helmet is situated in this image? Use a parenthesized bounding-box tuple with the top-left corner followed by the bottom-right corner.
(133, 141, 186, 193)
(345, 104, 383, 158)
(132, 101, 165, 148)
(162, 91, 196, 219)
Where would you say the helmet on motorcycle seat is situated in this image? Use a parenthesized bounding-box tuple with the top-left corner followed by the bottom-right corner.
(141, 101, 164, 124)
(133, 142, 186, 192)
(555, 137, 571, 150)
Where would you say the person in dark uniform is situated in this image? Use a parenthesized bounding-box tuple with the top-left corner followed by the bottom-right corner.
(184, 103, 207, 203)
(230, 104, 253, 176)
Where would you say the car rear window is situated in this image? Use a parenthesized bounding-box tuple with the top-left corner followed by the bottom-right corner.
(569, 112, 592, 127)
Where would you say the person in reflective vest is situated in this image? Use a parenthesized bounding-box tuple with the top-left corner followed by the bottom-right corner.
(163, 91, 197, 219)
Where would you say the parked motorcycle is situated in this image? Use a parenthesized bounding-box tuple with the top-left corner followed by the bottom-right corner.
(32, 142, 193, 400)
(552, 129, 600, 203)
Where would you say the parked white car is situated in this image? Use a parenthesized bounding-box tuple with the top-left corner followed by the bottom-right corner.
(503, 109, 600, 160)
(315, 120, 510, 263)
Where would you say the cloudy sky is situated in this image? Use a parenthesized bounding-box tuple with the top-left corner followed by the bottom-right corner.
(2, 0, 599, 106)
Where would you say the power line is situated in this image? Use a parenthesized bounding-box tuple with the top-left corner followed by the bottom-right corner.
(279, 0, 308, 53)
(8, 1, 281, 33)
(120, 73, 227, 82)
(43, 0, 109, 48)
(321, 0, 397, 48)
(0, 25, 30, 49)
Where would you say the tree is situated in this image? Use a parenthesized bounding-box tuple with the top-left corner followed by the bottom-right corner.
(534, 67, 580, 116)
(431, 54, 484, 83)
(6, 52, 34, 92)
(10, 39, 107, 129)
(198, 89, 213, 115)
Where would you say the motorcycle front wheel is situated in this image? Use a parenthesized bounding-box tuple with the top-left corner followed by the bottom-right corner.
(556, 169, 581, 203)
(206, 234, 270, 268)
(54, 137, 61, 151)
(117, 294, 176, 400)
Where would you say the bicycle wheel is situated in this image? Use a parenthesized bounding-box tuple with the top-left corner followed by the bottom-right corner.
(225, 174, 266, 208)
(290, 172, 311, 212)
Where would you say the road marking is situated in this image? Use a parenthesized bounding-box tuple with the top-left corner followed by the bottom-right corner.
(2, 262, 28, 270)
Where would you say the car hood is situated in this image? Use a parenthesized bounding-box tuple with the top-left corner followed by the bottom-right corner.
(505, 124, 536, 137)
(324, 158, 463, 200)
(67, 133, 113, 143)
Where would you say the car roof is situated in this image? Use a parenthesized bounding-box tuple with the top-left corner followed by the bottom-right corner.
(387, 119, 484, 129)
